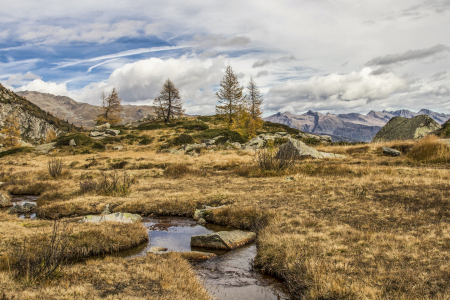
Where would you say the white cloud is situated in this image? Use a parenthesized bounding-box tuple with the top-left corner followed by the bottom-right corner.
(15, 79, 75, 98)
(267, 68, 409, 112)
(5, 72, 41, 86)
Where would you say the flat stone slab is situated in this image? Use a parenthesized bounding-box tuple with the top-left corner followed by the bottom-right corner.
(79, 212, 142, 224)
(191, 230, 256, 250)
(382, 146, 401, 156)
(180, 251, 217, 261)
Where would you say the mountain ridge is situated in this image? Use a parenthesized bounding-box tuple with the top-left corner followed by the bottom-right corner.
(264, 109, 450, 142)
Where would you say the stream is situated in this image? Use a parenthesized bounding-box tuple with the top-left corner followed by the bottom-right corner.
(121, 217, 289, 300)
(9, 195, 38, 219)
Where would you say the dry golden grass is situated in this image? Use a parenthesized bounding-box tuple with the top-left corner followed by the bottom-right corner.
(2, 135, 450, 299)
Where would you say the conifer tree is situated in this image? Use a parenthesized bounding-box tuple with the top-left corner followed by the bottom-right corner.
(153, 79, 184, 123)
(0, 114, 21, 149)
(94, 88, 123, 126)
(245, 76, 264, 136)
(215, 66, 245, 125)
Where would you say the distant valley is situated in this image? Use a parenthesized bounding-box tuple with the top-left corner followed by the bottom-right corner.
(264, 109, 450, 142)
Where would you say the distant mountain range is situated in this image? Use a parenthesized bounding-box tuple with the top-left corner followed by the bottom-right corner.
(264, 109, 450, 142)
(17, 91, 156, 129)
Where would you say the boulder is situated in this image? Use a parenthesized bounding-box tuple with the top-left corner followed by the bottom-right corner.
(147, 247, 168, 254)
(382, 146, 401, 156)
(203, 136, 224, 146)
(79, 212, 142, 224)
(372, 115, 441, 142)
(90, 131, 106, 137)
(197, 218, 207, 225)
(0, 192, 12, 208)
(277, 139, 345, 159)
(69, 139, 76, 146)
(8, 202, 37, 213)
(94, 123, 110, 132)
(35, 142, 57, 154)
(194, 205, 226, 220)
(191, 230, 256, 250)
(105, 129, 120, 136)
(230, 142, 242, 149)
(113, 146, 123, 150)
(180, 251, 217, 261)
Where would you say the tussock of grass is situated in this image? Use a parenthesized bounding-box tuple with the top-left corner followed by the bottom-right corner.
(406, 135, 450, 163)
(164, 163, 191, 178)
(2, 180, 56, 195)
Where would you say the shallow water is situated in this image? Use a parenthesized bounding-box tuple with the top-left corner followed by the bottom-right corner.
(11, 195, 38, 219)
(123, 217, 288, 300)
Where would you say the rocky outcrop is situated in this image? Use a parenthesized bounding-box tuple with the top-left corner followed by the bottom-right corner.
(89, 123, 120, 138)
(191, 230, 256, 250)
(296, 132, 332, 143)
(277, 139, 346, 159)
(79, 212, 142, 224)
(372, 115, 441, 142)
(0, 192, 12, 208)
(382, 146, 401, 156)
(34, 142, 57, 154)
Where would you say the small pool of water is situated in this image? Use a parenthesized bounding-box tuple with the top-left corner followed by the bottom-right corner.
(11, 195, 38, 219)
(122, 217, 288, 300)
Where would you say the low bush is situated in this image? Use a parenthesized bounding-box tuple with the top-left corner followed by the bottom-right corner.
(91, 142, 105, 150)
(96, 171, 133, 196)
(406, 135, 450, 163)
(139, 137, 154, 145)
(263, 121, 300, 135)
(6, 221, 72, 283)
(0, 147, 33, 158)
(111, 160, 128, 169)
(164, 163, 191, 178)
(171, 134, 194, 146)
(48, 158, 63, 178)
(79, 179, 98, 194)
(137, 123, 166, 130)
(256, 147, 297, 172)
(182, 122, 209, 131)
(55, 133, 93, 147)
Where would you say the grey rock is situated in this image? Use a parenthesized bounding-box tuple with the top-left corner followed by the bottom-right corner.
(69, 139, 76, 146)
(34, 142, 57, 154)
(230, 142, 242, 149)
(147, 247, 168, 255)
(277, 139, 346, 159)
(382, 146, 401, 156)
(105, 129, 120, 136)
(8, 202, 37, 213)
(0, 191, 12, 208)
(285, 177, 294, 181)
(93, 123, 110, 132)
(372, 115, 441, 142)
(191, 230, 256, 250)
(79, 212, 142, 224)
(197, 218, 207, 225)
(101, 204, 111, 215)
(90, 131, 106, 137)
(113, 146, 123, 150)
(194, 205, 226, 220)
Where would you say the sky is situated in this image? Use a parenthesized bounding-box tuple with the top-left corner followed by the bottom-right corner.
(0, 0, 449, 116)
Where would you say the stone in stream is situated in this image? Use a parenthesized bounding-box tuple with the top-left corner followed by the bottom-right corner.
(147, 247, 168, 254)
(79, 212, 142, 224)
(382, 146, 401, 156)
(193, 205, 226, 220)
(191, 230, 256, 250)
(181, 251, 217, 261)
(0, 191, 12, 208)
(8, 202, 37, 213)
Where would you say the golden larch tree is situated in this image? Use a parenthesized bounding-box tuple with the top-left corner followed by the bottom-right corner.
(153, 79, 184, 123)
(94, 88, 123, 126)
(0, 114, 21, 149)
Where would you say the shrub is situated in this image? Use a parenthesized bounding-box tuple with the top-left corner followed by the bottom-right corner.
(111, 160, 128, 169)
(91, 142, 105, 150)
(406, 135, 450, 163)
(182, 122, 209, 131)
(171, 134, 194, 146)
(48, 158, 63, 178)
(55, 133, 93, 146)
(6, 221, 72, 283)
(137, 123, 166, 130)
(79, 180, 98, 194)
(256, 147, 297, 172)
(164, 163, 191, 178)
(97, 171, 133, 196)
(139, 137, 154, 145)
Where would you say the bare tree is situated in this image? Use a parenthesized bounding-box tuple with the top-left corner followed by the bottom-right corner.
(153, 79, 184, 123)
(215, 65, 245, 125)
(94, 88, 123, 126)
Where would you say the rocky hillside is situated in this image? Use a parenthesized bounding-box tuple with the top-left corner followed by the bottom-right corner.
(372, 115, 441, 142)
(0, 84, 77, 143)
(264, 109, 450, 142)
(17, 91, 156, 129)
